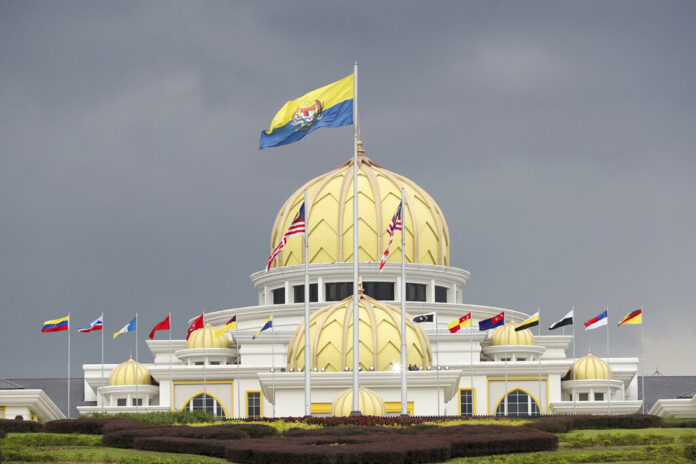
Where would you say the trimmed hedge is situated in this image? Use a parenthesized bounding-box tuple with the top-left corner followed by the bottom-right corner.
(663, 420, 696, 428)
(528, 414, 663, 433)
(283, 425, 402, 437)
(0, 419, 43, 433)
(133, 437, 231, 458)
(0, 428, 6, 439)
(220, 422, 277, 437)
(103, 424, 248, 448)
(44, 417, 149, 435)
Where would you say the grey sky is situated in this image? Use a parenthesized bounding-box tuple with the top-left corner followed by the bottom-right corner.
(1, 1, 694, 378)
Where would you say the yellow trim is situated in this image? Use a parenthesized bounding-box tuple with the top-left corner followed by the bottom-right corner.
(180, 391, 230, 419)
(0, 406, 4, 419)
(486, 377, 550, 415)
(311, 402, 332, 414)
(30, 411, 36, 422)
(245, 390, 264, 418)
(384, 401, 414, 416)
(172, 381, 234, 418)
(457, 387, 477, 416)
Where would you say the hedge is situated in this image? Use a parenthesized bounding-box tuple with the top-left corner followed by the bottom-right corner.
(0, 429, 6, 439)
(133, 436, 231, 458)
(283, 425, 403, 437)
(103, 424, 248, 448)
(44, 417, 149, 435)
(663, 420, 696, 428)
(219, 422, 277, 437)
(528, 414, 663, 433)
(0, 419, 43, 433)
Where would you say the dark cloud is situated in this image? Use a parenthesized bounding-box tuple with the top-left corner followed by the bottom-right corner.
(1, 0, 694, 376)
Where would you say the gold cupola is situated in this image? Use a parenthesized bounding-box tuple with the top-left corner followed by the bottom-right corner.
(569, 352, 613, 380)
(286, 290, 432, 372)
(490, 321, 535, 346)
(186, 324, 230, 349)
(269, 148, 450, 269)
(331, 387, 386, 417)
(108, 358, 152, 386)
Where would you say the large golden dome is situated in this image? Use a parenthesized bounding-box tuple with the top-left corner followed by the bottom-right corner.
(569, 352, 612, 380)
(186, 324, 230, 349)
(286, 290, 432, 372)
(490, 321, 535, 346)
(108, 358, 152, 386)
(331, 387, 386, 417)
(269, 146, 450, 269)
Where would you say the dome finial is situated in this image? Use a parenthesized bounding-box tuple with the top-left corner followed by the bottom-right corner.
(358, 279, 364, 294)
(357, 139, 365, 156)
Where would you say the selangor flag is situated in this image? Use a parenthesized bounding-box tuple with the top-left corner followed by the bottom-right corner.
(447, 313, 472, 333)
(259, 74, 354, 149)
(187, 314, 204, 340)
(515, 312, 539, 332)
(584, 310, 608, 330)
(113, 317, 136, 339)
(42, 315, 69, 333)
(214, 315, 237, 337)
(253, 316, 273, 340)
(618, 309, 642, 326)
(149, 315, 171, 339)
(78, 316, 103, 333)
(479, 312, 505, 331)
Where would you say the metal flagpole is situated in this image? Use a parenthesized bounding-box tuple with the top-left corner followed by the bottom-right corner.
(572, 306, 576, 416)
(538, 308, 542, 415)
(470, 324, 474, 416)
(351, 61, 360, 415)
(236, 328, 241, 418)
(304, 189, 311, 417)
(606, 306, 611, 415)
(271, 310, 275, 418)
(435, 313, 440, 416)
(203, 313, 207, 413)
(101, 312, 105, 414)
(169, 312, 173, 412)
(67, 313, 71, 419)
(400, 187, 408, 416)
(504, 323, 508, 416)
(135, 312, 138, 413)
(641, 307, 645, 414)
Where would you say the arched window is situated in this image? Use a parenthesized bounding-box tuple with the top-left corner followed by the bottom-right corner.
(495, 389, 540, 416)
(183, 393, 226, 418)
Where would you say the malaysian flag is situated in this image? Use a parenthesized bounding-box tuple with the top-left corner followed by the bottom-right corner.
(266, 203, 306, 271)
(379, 202, 403, 271)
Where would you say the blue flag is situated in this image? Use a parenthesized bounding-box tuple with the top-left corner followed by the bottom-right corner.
(479, 312, 505, 331)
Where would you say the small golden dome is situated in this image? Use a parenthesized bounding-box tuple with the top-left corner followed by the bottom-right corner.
(490, 321, 535, 346)
(570, 352, 613, 380)
(331, 387, 386, 417)
(108, 358, 152, 386)
(286, 293, 432, 372)
(269, 153, 450, 269)
(186, 324, 229, 349)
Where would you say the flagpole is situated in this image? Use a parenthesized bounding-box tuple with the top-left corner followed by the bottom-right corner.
(504, 322, 508, 416)
(572, 306, 576, 416)
(169, 311, 173, 413)
(67, 313, 71, 419)
(641, 307, 645, 414)
(400, 187, 408, 416)
(236, 322, 241, 418)
(538, 308, 542, 415)
(303, 188, 311, 417)
(271, 311, 275, 418)
(135, 312, 138, 413)
(470, 323, 473, 416)
(435, 313, 440, 416)
(351, 61, 360, 416)
(101, 312, 105, 414)
(606, 306, 610, 415)
(203, 312, 207, 413)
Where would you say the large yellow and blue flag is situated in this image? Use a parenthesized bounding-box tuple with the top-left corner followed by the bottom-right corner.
(252, 315, 273, 340)
(42, 315, 69, 333)
(259, 74, 354, 149)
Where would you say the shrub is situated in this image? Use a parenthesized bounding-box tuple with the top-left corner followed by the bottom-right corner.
(45, 417, 118, 435)
(528, 414, 662, 434)
(90, 409, 217, 425)
(663, 420, 696, 428)
(0, 419, 43, 433)
(133, 437, 230, 458)
(101, 417, 152, 434)
(4, 432, 102, 447)
(0, 428, 6, 439)
(103, 424, 248, 448)
(283, 425, 401, 437)
(220, 422, 277, 437)
(685, 443, 696, 461)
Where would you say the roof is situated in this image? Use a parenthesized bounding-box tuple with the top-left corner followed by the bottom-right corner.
(639, 376, 696, 412)
(4, 378, 85, 418)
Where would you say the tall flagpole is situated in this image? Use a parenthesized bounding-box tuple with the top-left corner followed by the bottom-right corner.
(470, 324, 473, 416)
(641, 307, 645, 414)
(303, 189, 311, 417)
(67, 313, 71, 419)
(435, 313, 440, 416)
(538, 308, 542, 415)
(572, 306, 577, 416)
(351, 61, 360, 415)
(135, 313, 139, 413)
(271, 310, 275, 418)
(169, 311, 173, 412)
(203, 313, 207, 412)
(101, 312, 105, 414)
(236, 328, 241, 418)
(606, 306, 611, 415)
(400, 187, 408, 416)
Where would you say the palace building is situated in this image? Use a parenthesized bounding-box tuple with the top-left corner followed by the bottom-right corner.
(76, 144, 644, 418)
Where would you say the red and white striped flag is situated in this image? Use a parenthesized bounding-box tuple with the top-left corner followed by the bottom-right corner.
(379, 202, 403, 271)
(266, 203, 306, 271)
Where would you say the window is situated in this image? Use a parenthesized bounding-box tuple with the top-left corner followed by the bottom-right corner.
(500, 357, 511, 362)
(579, 393, 589, 401)
(435, 286, 448, 303)
(363, 282, 394, 300)
(495, 389, 540, 416)
(194, 362, 203, 366)
(406, 283, 426, 302)
(517, 357, 526, 362)
(247, 391, 262, 418)
(272, 288, 285, 304)
(184, 393, 226, 418)
(117, 398, 126, 407)
(325, 282, 353, 301)
(210, 361, 220, 365)
(460, 389, 473, 416)
(293, 284, 318, 303)
(594, 392, 605, 401)
(132, 398, 143, 406)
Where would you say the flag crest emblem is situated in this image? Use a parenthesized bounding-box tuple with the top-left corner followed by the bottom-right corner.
(292, 99, 323, 129)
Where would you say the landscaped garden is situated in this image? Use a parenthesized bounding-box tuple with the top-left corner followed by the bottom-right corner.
(1, 413, 695, 463)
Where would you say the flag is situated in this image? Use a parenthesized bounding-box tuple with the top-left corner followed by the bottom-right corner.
(479, 312, 505, 331)
(42, 315, 69, 333)
(187, 314, 204, 340)
(515, 312, 539, 332)
(379, 202, 403, 271)
(214, 315, 237, 337)
(267, 203, 305, 271)
(253, 315, 273, 340)
(549, 309, 574, 330)
(113, 317, 136, 339)
(78, 316, 103, 333)
(584, 310, 608, 330)
(447, 313, 472, 333)
(413, 313, 435, 324)
(149, 315, 171, 339)
(618, 309, 642, 326)
(259, 74, 354, 149)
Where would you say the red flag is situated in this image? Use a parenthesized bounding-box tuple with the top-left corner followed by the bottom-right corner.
(148, 315, 171, 339)
(187, 314, 204, 340)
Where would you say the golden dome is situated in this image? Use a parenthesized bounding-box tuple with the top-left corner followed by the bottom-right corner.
(269, 150, 450, 269)
(331, 387, 386, 417)
(108, 358, 152, 386)
(570, 352, 613, 380)
(286, 292, 432, 372)
(186, 324, 230, 349)
(490, 321, 535, 346)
